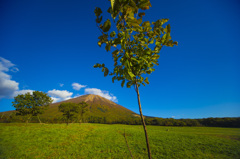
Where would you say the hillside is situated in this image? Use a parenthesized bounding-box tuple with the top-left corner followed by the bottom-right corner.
(0, 94, 138, 123)
(40, 94, 138, 122)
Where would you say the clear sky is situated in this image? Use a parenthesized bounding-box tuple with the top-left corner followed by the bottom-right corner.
(0, 0, 239, 119)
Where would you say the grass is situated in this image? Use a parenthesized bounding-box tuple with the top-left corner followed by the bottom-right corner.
(0, 123, 239, 159)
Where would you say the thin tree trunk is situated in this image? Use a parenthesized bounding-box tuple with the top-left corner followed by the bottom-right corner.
(37, 115, 42, 123)
(26, 115, 32, 124)
(79, 117, 82, 125)
(135, 83, 152, 159)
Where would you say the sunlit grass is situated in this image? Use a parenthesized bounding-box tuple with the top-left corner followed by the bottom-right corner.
(0, 123, 239, 158)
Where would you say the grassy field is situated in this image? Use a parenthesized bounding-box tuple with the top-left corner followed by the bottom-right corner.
(0, 123, 239, 159)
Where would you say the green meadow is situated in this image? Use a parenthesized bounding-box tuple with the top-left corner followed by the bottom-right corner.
(0, 123, 239, 159)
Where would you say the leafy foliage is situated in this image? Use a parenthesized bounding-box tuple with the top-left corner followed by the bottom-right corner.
(76, 102, 88, 123)
(12, 91, 53, 123)
(94, 1, 177, 158)
(94, 0, 177, 88)
(58, 102, 79, 125)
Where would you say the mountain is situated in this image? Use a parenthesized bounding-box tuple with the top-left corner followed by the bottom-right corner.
(0, 94, 139, 123)
(40, 94, 138, 122)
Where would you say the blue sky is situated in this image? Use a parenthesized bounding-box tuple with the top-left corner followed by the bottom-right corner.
(0, 0, 239, 119)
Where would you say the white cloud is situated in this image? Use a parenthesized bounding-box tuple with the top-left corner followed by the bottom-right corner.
(0, 57, 34, 99)
(47, 89, 73, 103)
(59, 83, 64, 87)
(0, 57, 19, 99)
(72, 82, 86, 91)
(0, 57, 15, 71)
(12, 89, 34, 98)
(51, 97, 61, 103)
(84, 88, 118, 102)
(48, 89, 73, 99)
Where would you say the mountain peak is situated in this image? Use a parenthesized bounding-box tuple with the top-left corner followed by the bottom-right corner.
(84, 94, 101, 102)
(85, 94, 100, 102)
(83, 94, 116, 105)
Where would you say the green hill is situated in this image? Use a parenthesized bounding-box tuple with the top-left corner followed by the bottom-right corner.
(40, 94, 138, 123)
(0, 94, 138, 123)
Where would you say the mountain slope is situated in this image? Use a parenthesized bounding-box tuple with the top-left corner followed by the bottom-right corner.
(41, 94, 138, 122)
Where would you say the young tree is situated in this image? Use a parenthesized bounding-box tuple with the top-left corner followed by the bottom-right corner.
(76, 102, 88, 124)
(12, 91, 53, 123)
(58, 102, 79, 125)
(94, 0, 177, 158)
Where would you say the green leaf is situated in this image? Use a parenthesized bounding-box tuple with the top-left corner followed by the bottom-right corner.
(137, 18, 142, 25)
(152, 54, 160, 60)
(144, 38, 148, 43)
(126, 7, 134, 19)
(166, 24, 171, 33)
(129, 0, 137, 9)
(149, 38, 154, 44)
(113, 38, 121, 45)
(96, 16, 102, 23)
(107, 7, 112, 14)
(128, 71, 135, 78)
(144, 77, 149, 84)
(146, 70, 151, 74)
(112, 49, 119, 56)
(161, 34, 167, 43)
(166, 32, 171, 41)
(155, 40, 161, 46)
(110, 31, 116, 37)
(142, 21, 151, 28)
(105, 43, 111, 52)
(130, 57, 137, 62)
(138, 12, 145, 18)
(93, 63, 102, 68)
(102, 19, 111, 32)
(138, 0, 151, 10)
(121, 80, 125, 87)
(94, 7, 102, 17)
(98, 41, 102, 47)
(104, 67, 109, 77)
(112, 76, 116, 83)
(111, 0, 115, 10)
(161, 19, 169, 25)
(126, 18, 140, 27)
(126, 81, 132, 88)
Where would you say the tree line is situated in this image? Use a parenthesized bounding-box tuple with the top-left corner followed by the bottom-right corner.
(85, 116, 240, 128)
(0, 90, 239, 128)
(1, 111, 239, 128)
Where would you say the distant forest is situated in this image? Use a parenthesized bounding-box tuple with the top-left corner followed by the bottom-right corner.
(0, 113, 239, 128)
